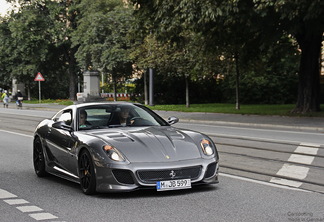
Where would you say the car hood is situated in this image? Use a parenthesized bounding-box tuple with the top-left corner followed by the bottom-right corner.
(88, 126, 203, 163)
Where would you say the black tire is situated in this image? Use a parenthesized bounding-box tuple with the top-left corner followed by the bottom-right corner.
(78, 150, 96, 195)
(33, 137, 48, 177)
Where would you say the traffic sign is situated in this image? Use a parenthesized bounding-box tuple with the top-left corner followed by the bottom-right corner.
(34, 72, 45, 81)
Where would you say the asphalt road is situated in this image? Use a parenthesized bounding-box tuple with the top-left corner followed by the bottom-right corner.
(1, 129, 324, 222)
(1, 105, 324, 193)
(0, 105, 324, 222)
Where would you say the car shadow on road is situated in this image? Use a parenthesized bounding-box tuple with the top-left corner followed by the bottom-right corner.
(37, 173, 219, 198)
(95, 184, 219, 199)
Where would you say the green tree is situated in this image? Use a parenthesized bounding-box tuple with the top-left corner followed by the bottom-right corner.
(72, 0, 134, 100)
(4, 1, 53, 97)
(50, 0, 81, 100)
(130, 0, 323, 112)
(0, 19, 13, 89)
(130, 0, 263, 109)
(1, 0, 81, 100)
(254, 0, 324, 112)
(131, 32, 208, 107)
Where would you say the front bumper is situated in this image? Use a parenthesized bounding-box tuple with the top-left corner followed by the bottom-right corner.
(94, 158, 219, 193)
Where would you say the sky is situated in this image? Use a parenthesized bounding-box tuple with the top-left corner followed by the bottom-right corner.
(0, 0, 12, 16)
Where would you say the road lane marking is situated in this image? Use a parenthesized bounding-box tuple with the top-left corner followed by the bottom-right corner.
(288, 154, 314, 165)
(270, 143, 320, 187)
(268, 178, 302, 187)
(4, 199, 29, 205)
(29, 213, 58, 221)
(220, 173, 309, 192)
(0, 188, 61, 221)
(0, 189, 17, 199)
(287, 143, 319, 165)
(17, 205, 43, 213)
(295, 143, 320, 154)
(275, 164, 309, 179)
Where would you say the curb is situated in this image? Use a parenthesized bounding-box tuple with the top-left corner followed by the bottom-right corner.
(178, 119, 324, 132)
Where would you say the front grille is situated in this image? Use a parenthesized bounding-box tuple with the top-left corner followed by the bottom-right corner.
(112, 169, 135, 185)
(137, 166, 202, 184)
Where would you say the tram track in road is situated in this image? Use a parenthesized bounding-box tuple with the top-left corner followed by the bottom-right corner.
(211, 135, 324, 194)
(219, 150, 324, 170)
(216, 140, 324, 164)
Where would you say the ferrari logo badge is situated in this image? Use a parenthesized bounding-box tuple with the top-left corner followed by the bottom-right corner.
(169, 170, 176, 179)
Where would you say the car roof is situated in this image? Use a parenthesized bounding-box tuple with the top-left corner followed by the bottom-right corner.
(64, 101, 141, 110)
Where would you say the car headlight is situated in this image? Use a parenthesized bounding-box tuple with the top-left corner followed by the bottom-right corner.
(200, 139, 214, 156)
(103, 145, 125, 162)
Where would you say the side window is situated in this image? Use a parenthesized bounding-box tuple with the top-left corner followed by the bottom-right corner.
(54, 110, 72, 126)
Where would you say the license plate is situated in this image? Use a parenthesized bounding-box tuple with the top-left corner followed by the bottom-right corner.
(156, 179, 191, 191)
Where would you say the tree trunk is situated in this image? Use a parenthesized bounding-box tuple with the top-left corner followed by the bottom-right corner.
(113, 73, 117, 101)
(185, 75, 190, 108)
(27, 85, 31, 101)
(293, 23, 322, 113)
(66, 0, 77, 101)
(68, 48, 77, 101)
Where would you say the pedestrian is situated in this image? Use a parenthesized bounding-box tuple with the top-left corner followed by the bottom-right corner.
(1, 90, 9, 108)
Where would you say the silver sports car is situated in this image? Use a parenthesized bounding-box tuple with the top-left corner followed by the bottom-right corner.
(33, 102, 219, 194)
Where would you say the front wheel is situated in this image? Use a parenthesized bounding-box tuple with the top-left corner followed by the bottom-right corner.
(78, 150, 96, 195)
(33, 137, 48, 177)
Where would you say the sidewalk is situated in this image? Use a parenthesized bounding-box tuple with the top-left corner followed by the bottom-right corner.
(21, 102, 324, 131)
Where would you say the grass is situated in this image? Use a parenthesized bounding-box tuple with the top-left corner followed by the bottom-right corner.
(23, 99, 324, 117)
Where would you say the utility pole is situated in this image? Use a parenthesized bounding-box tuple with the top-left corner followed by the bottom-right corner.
(149, 68, 154, 106)
(144, 70, 148, 105)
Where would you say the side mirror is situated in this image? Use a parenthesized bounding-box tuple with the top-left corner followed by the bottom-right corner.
(167, 116, 179, 125)
(52, 121, 73, 132)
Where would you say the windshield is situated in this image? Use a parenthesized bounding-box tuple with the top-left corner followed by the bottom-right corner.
(77, 104, 168, 130)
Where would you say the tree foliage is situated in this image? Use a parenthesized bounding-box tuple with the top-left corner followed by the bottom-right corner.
(130, 0, 322, 112)
(0, 19, 13, 88)
(71, 0, 134, 98)
(5, 2, 51, 79)
(0, 0, 321, 109)
(0, 0, 80, 99)
(254, 0, 324, 112)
